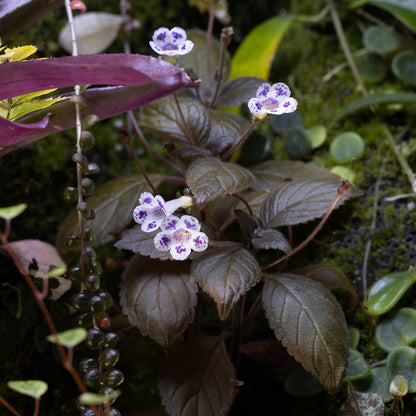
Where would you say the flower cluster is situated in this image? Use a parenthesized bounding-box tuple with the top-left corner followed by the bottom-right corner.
(133, 192, 208, 260)
(248, 82, 297, 119)
(149, 27, 194, 57)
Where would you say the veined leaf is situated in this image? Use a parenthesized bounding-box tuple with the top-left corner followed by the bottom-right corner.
(7, 380, 48, 399)
(333, 92, 416, 123)
(0, 45, 37, 63)
(186, 157, 254, 208)
(263, 273, 349, 393)
(230, 15, 298, 79)
(191, 247, 261, 319)
(120, 256, 197, 347)
(350, 0, 416, 34)
(115, 224, 171, 260)
(216, 76, 265, 108)
(57, 175, 163, 254)
(158, 336, 235, 416)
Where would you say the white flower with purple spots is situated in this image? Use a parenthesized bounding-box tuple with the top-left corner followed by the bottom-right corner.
(149, 27, 194, 57)
(248, 82, 297, 120)
(154, 215, 208, 260)
(133, 192, 193, 233)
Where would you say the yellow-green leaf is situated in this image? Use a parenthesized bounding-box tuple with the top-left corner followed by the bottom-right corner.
(7, 380, 48, 399)
(230, 15, 297, 80)
(9, 95, 67, 121)
(47, 328, 87, 348)
(0, 203, 27, 220)
(0, 45, 37, 63)
(79, 390, 121, 405)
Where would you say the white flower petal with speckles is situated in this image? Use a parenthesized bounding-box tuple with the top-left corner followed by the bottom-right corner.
(171, 244, 191, 261)
(248, 98, 267, 116)
(270, 82, 290, 98)
(181, 215, 200, 232)
(154, 232, 172, 251)
(256, 83, 271, 99)
(190, 232, 208, 252)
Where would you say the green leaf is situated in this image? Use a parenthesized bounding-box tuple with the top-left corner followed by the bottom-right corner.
(345, 349, 371, 381)
(191, 247, 261, 319)
(216, 76, 265, 108)
(37, 265, 67, 279)
(376, 307, 416, 352)
(356, 53, 388, 84)
(352, 366, 392, 402)
(364, 270, 416, 315)
(186, 157, 254, 208)
(334, 92, 416, 122)
(115, 224, 171, 260)
(59, 12, 127, 55)
(230, 15, 297, 79)
(338, 387, 385, 416)
(392, 50, 416, 86)
(7, 380, 48, 399)
(262, 273, 349, 393)
(57, 174, 163, 253)
(139, 96, 209, 146)
(386, 346, 416, 392)
(306, 125, 327, 149)
(78, 390, 121, 405)
(351, 0, 416, 34)
(46, 328, 87, 348)
(158, 336, 235, 416)
(120, 255, 197, 347)
(349, 327, 360, 349)
(284, 126, 312, 160)
(0, 203, 27, 220)
(363, 26, 401, 54)
(330, 132, 365, 164)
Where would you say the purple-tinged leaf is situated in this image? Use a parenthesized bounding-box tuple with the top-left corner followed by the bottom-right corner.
(120, 256, 197, 347)
(0, 0, 64, 43)
(158, 336, 235, 416)
(191, 247, 261, 320)
(0, 54, 196, 155)
(338, 388, 384, 416)
(263, 273, 349, 393)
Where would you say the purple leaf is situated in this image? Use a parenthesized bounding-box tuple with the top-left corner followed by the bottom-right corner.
(0, 0, 64, 43)
(0, 54, 196, 155)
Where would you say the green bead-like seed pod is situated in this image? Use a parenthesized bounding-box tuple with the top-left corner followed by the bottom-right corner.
(83, 368, 103, 389)
(85, 328, 104, 350)
(83, 162, 100, 175)
(82, 178, 95, 196)
(103, 369, 124, 388)
(88, 260, 103, 276)
(80, 131, 95, 151)
(103, 332, 120, 349)
(90, 295, 107, 313)
(82, 227, 93, 242)
(100, 348, 120, 369)
(63, 186, 78, 202)
(99, 292, 113, 310)
(65, 235, 81, 249)
(77, 312, 93, 328)
(86, 274, 100, 291)
(71, 292, 89, 312)
(79, 358, 99, 374)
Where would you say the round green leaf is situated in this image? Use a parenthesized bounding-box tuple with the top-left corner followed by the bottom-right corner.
(387, 346, 416, 392)
(376, 307, 416, 352)
(392, 50, 416, 86)
(306, 125, 327, 149)
(363, 26, 401, 55)
(345, 349, 371, 381)
(284, 127, 312, 160)
(330, 166, 356, 182)
(352, 366, 392, 402)
(7, 380, 48, 399)
(330, 132, 365, 164)
(0, 203, 27, 220)
(47, 328, 87, 348)
(356, 53, 388, 83)
(79, 390, 120, 405)
(364, 270, 416, 315)
(349, 326, 360, 349)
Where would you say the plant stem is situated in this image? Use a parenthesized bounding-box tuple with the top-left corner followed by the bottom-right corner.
(328, 0, 368, 95)
(262, 181, 353, 271)
(0, 395, 21, 416)
(231, 296, 245, 367)
(173, 92, 196, 147)
(33, 398, 39, 416)
(119, 130, 157, 193)
(231, 193, 253, 216)
(128, 111, 184, 175)
(205, 0, 218, 100)
(221, 119, 259, 161)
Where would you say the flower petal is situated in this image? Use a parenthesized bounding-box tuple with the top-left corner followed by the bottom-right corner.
(139, 192, 155, 205)
(178, 40, 194, 55)
(149, 42, 165, 55)
(256, 83, 271, 100)
(181, 215, 200, 232)
(154, 232, 172, 251)
(248, 98, 267, 117)
(170, 27, 187, 44)
(170, 244, 191, 260)
(133, 206, 149, 224)
(161, 215, 180, 232)
(270, 82, 291, 98)
(141, 218, 162, 232)
(152, 27, 170, 46)
(190, 232, 208, 252)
